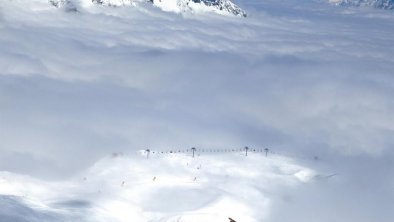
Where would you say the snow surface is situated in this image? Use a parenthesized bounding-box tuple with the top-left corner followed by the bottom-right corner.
(0, 151, 317, 222)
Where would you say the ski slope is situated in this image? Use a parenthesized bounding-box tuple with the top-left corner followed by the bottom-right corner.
(1, 0, 394, 221)
(0, 151, 318, 222)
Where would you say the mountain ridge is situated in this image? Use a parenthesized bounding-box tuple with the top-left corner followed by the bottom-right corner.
(49, 0, 247, 17)
(329, 0, 394, 9)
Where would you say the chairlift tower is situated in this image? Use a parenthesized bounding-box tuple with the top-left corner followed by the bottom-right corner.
(264, 148, 269, 157)
(191, 147, 196, 158)
(146, 149, 150, 159)
(245, 146, 249, 156)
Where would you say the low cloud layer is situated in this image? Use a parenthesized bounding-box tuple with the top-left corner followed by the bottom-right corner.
(2, 0, 394, 171)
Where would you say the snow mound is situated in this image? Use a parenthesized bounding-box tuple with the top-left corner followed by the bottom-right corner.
(329, 0, 394, 9)
(48, 0, 247, 17)
(0, 151, 316, 222)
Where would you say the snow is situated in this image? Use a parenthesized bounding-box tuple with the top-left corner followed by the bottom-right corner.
(153, 0, 182, 13)
(1, 0, 394, 221)
(0, 151, 317, 222)
(47, 0, 246, 16)
(329, 0, 394, 9)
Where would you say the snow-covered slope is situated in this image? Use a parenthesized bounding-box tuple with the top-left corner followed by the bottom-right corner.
(49, 0, 135, 7)
(48, 0, 247, 16)
(0, 151, 317, 222)
(153, 0, 247, 17)
(329, 0, 394, 9)
(92, 0, 135, 6)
